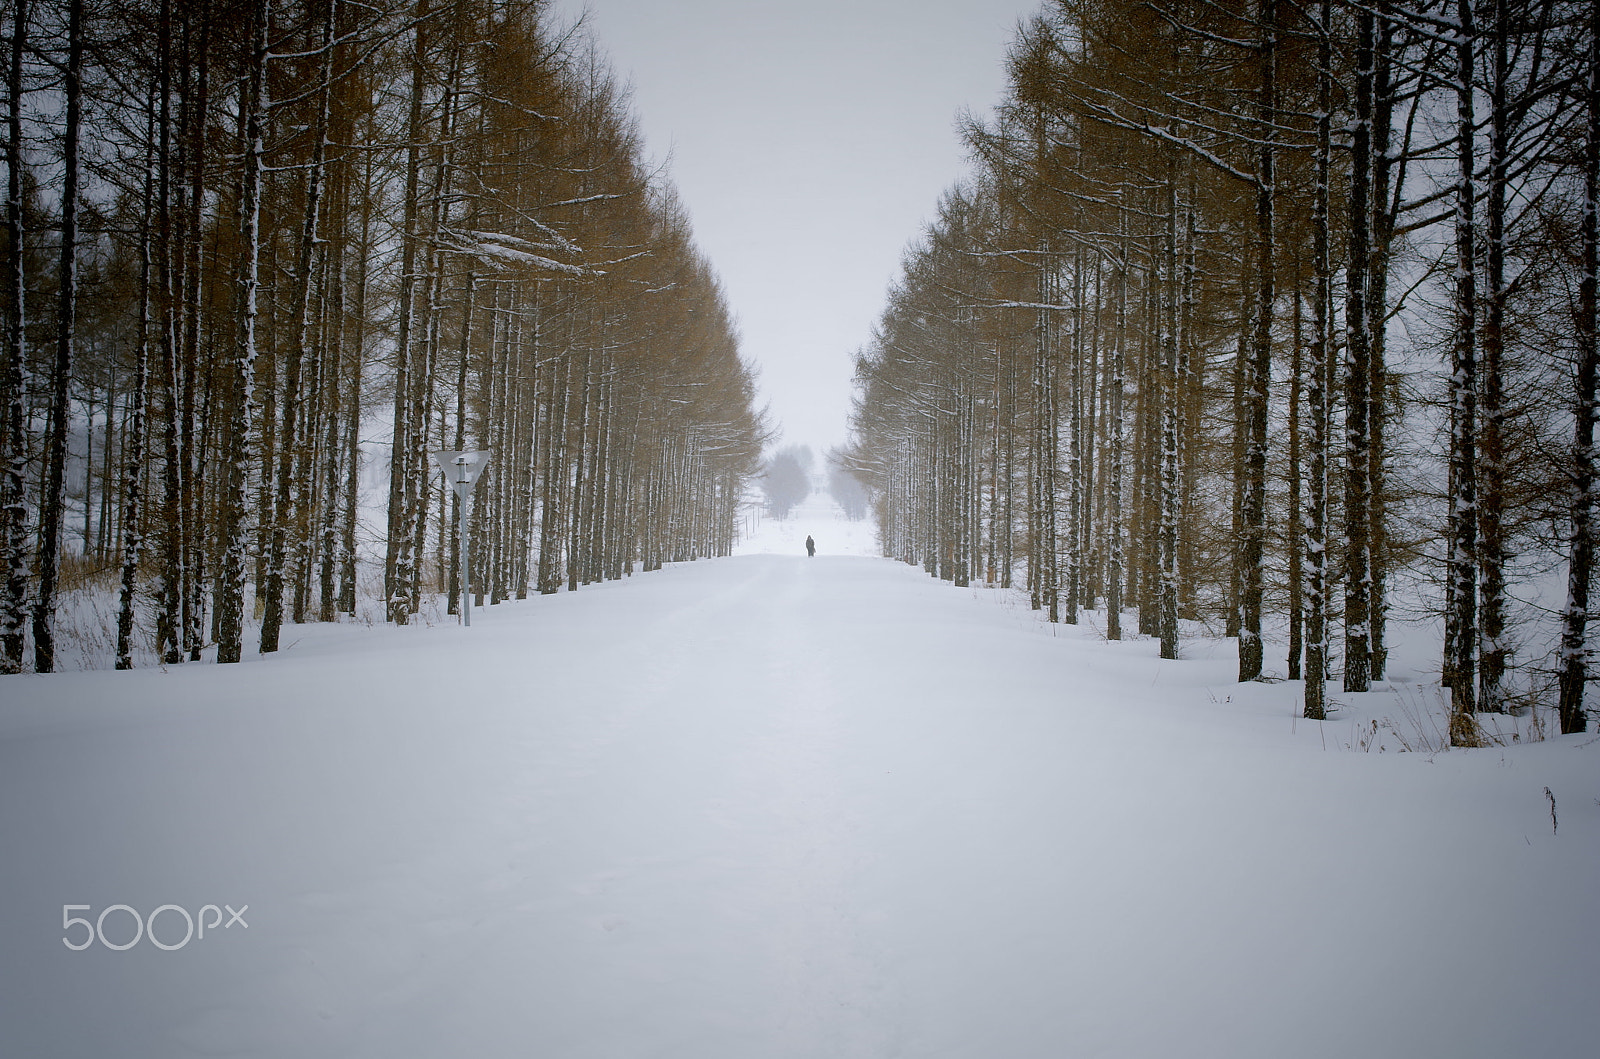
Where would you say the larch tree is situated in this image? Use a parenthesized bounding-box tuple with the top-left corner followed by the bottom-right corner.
(0, 0, 29, 674)
(32, 0, 85, 673)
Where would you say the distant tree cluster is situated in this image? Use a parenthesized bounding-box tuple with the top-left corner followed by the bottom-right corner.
(0, 0, 766, 674)
(845, 0, 1599, 738)
(760, 445, 811, 520)
(826, 447, 869, 521)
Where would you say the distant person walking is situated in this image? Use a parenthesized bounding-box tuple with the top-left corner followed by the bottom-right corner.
(805, 534, 815, 557)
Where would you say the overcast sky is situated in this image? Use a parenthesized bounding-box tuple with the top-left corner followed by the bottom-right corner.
(547, 0, 1039, 457)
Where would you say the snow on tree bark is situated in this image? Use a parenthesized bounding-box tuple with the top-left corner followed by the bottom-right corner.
(1305, 0, 1334, 721)
(1343, 4, 1375, 695)
(1447, 0, 1481, 745)
(1238, 0, 1277, 682)
(32, 0, 84, 673)
(1559, 0, 1599, 736)
(0, 0, 29, 674)
(215, 0, 269, 665)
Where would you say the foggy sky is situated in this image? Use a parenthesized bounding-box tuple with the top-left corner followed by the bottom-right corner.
(548, 0, 1039, 456)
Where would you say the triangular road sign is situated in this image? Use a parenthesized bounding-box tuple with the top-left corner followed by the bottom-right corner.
(432, 450, 491, 492)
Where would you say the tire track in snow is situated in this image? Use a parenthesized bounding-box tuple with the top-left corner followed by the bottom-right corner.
(540, 555, 894, 1056)
(721, 557, 895, 1057)
(403, 555, 899, 1057)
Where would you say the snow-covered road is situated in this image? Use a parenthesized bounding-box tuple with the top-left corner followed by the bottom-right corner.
(3, 528, 1596, 1057)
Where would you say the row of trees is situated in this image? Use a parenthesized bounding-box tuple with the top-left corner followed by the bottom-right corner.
(760, 444, 811, 519)
(846, 0, 1598, 738)
(826, 447, 870, 520)
(757, 444, 873, 521)
(1, 0, 765, 673)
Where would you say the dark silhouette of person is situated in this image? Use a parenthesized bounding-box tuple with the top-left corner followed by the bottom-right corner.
(805, 534, 815, 557)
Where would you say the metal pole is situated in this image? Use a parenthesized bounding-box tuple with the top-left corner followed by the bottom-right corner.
(459, 486, 471, 627)
(455, 458, 472, 627)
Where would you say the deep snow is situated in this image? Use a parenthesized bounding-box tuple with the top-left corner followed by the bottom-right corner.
(2, 499, 1596, 1058)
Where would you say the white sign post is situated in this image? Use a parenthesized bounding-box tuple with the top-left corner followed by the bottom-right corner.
(431, 450, 490, 626)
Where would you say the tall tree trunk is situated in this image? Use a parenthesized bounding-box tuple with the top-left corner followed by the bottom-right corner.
(81, 388, 94, 559)
(96, 365, 115, 559)
(1447, 0, 1480, 745)
(1136, 271, 1158, 636)
(1239, 0, 1276, 681)
(154, 0, 184, 665)
(386, 0, 430, 624)
(117, 96, 158, 671)
(1343, 3, 1375, 694)
(1478, 0, 1511, 712)
(0, 0, 30, 673)
(1228, 272, 1247, 640)
(1305, 0, 1334, 720)
(319, 50, 353, 626)
(568, 347, 593, 594)
(179, 7, 210, 661)
(1557, 0, 1598, 736)
(1159, 162, 1181, 660)
(339, 140, 373, 616)
(216, 0, 270, 664)
(1178, 203, 1199, 620)
(447, 273, 475, 614)
(1288, 286, 1304, 681)
(318, 223, 345, 623)
(33, 0, 84, 673)
(262, 0, 333, 653)
(1367, 4, 1396, 682)
(1106, 206, 1127, 641)
(1065, 255, 1083, 620)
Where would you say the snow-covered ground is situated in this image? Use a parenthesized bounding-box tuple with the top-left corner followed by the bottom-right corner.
(736, 488, 879, 558)
(2, 501, 1596, 1058)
